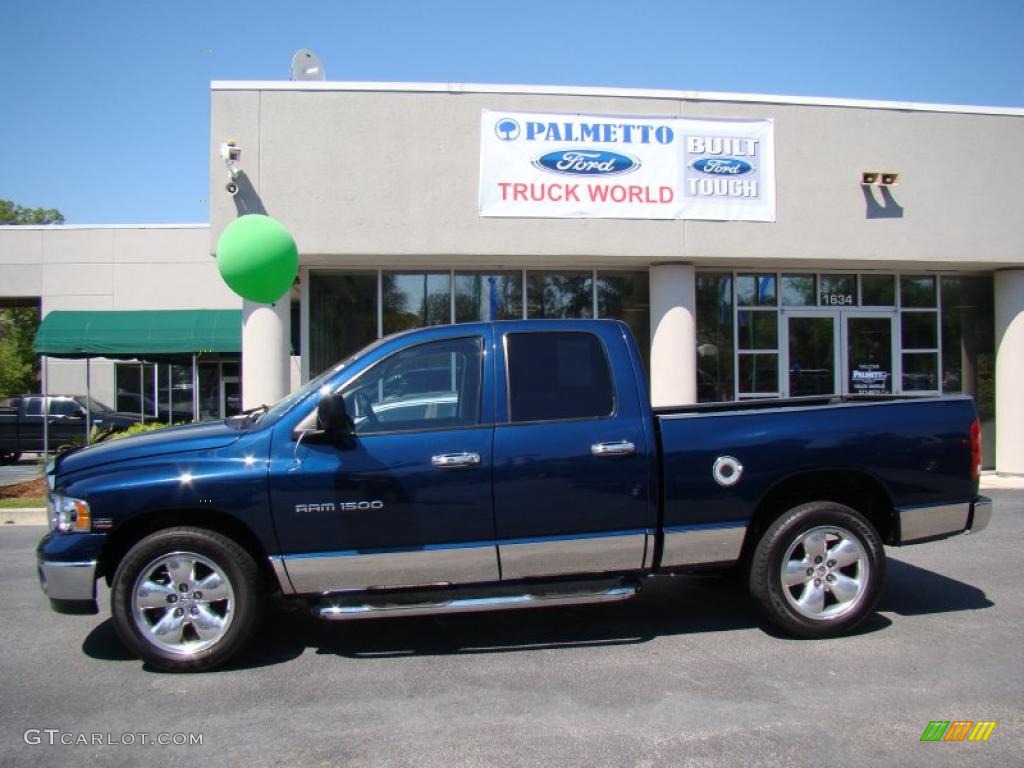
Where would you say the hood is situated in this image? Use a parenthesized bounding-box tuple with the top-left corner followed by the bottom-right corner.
(55, 421, 245, 478)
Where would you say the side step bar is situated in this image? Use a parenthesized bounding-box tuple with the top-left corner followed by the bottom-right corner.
(316, 585, 638, 621)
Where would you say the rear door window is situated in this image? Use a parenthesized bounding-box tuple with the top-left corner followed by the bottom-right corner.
(506, 332, 614, 422)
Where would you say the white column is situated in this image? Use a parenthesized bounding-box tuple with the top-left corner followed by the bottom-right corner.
(242, 298, 291, 409)
(649, 263, 697, 407)
(995, 269, 1024, 475)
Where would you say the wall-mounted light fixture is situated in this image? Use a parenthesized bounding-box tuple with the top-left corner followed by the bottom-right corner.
(862, 171, 900, 186)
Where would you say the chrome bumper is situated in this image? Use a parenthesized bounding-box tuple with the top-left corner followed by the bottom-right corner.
(38, 559, 97, 610)
(897, 496, 992, 544)
(968, 496, 992, 534)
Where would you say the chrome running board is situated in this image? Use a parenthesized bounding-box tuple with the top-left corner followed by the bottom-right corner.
(316, 585, 637, 621)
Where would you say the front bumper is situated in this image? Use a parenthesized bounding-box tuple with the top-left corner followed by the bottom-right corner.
(897, 495, 993, 544)
(36, 531, 105, 615)
(37, 560, 98, 614)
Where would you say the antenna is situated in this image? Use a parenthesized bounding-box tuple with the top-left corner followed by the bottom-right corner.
(290, 49, 326, 81)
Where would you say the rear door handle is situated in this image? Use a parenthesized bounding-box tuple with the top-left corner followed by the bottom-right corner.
(431, 452, 481, 469)
(591, 441, 636, 457)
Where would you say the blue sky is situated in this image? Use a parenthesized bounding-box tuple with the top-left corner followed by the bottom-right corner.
(2, 0, 1021, 224)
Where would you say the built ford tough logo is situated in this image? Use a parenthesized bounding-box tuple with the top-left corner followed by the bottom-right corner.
(690, 157, 754, 177)
(533, 150, 640, 177)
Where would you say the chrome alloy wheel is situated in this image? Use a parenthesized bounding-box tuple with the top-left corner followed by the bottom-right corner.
(780, 526, 869, 621)
(131, 551, 235, 656)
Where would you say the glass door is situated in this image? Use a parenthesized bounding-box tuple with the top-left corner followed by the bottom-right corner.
(843, 314, 896, 395)
(782, 313, 839, 397)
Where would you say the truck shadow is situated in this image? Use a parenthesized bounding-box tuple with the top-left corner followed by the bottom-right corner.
(80, 557, 993, 672)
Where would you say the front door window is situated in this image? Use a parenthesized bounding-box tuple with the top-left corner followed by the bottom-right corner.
(846, 316, 894, 395)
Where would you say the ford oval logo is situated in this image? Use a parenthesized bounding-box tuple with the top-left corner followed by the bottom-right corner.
(690, 157, 754, 176)
(533, 150, 640, 177)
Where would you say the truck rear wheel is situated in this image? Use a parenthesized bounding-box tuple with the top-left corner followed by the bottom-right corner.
(111, 527, 263, 672)
(749, 501, 885, 638)
(0, 451, 21, 465)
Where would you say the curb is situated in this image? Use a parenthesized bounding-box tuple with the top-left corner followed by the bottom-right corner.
(1, 508, 47, 526)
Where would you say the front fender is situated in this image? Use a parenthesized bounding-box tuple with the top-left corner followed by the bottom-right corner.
(59, 431, 277, 556)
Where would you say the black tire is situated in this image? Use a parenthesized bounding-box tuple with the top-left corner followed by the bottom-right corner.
(0, 451, 21, 465)
(748, 501, 885, 638)
(111, 527, 263, 672)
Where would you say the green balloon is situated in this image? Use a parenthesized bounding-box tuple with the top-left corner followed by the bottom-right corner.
(216, 214, 298, 304)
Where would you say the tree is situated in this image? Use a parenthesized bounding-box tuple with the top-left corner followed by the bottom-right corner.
(0, 199, 65, 225)
(0, 199, 64, 394)
(0, 307, 39, 395)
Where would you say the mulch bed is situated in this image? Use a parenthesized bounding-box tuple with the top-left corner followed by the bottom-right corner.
(0, 478, 46, 499)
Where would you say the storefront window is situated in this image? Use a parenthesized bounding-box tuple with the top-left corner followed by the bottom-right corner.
(596, 271, 650, 373)
(901, 353, 939, 392)
(900, 275, 937, 307)
(310, 271, 378, 376)
(941, 276, 995, 468)
(115, 363, 156, 418)
(526, 271, 593, 318)
(739, 354, 779, 395)
(861, 275, 895, 306)
(900, 274, 939, 392)
(383, 272, 451, 335)
(736, 274, 776, 307)
(455, 272, 522, 322)
(819, 275, 857, 307)
(696, 274, 734, 402)
(737, 308, 777, 397)
(738, 311, 777, 351)
(900, 312, 938, 350)
(781, 275, 815, 306)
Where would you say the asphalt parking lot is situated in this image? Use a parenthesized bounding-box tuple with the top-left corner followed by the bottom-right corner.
(1, 490, 1021, 768)
(0, 455, 41, 488)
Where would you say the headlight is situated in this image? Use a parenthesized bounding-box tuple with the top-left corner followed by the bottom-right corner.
(47, 494, 91, 533)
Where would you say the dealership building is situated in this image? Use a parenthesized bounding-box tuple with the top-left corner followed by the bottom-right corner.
(1, 80, 1023, 473)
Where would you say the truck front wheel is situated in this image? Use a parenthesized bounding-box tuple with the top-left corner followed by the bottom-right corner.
(749, 501, 885, 638)
(111, 527, 263, 672)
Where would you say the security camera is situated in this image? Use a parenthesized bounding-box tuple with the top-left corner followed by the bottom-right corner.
(226, 181, 239, 196)
(220, 141, 241, 164)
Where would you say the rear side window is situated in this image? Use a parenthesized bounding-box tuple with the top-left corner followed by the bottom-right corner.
(25, 398, 43, 416)
(506, 332, 614, 422)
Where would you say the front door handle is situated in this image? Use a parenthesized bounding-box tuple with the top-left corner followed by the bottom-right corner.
(591, 441, 636, 457)
(431, 452, 481, 469)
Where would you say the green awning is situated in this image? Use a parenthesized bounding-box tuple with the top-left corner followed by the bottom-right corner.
(35, 310, 242, 359)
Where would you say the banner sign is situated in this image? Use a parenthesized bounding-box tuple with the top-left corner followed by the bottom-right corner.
(479, 110, 775, 222)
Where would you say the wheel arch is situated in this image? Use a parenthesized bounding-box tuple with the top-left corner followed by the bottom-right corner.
(100, 509, 280, 591)
(739, 468, 896, 567)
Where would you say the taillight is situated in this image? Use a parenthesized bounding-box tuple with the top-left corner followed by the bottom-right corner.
(970, 418, 982, 482)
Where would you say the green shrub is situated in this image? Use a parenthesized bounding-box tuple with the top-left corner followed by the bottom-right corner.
(99, 421, 179, 442)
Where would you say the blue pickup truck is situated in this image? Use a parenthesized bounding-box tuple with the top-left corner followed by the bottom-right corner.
(37, 320, 991, 671)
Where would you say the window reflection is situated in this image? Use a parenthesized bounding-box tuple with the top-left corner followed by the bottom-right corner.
(455, 272, 522, 322)
(310, 271, 378, 376)
(526, 271, 593, 318)
(383, 272, 451, 334)
(696, 274, 734, 402)
(596, 271, 650, 374)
